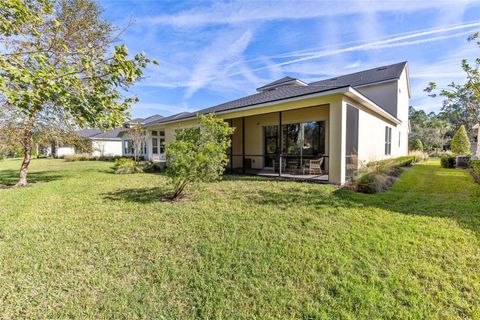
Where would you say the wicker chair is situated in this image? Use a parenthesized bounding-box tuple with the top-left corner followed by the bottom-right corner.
(304, 158, 324, 175)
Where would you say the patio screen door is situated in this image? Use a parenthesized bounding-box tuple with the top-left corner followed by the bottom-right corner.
(264, 126, 278, 167)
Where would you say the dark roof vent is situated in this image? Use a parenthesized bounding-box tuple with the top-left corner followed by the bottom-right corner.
(376, 67, 387, 71)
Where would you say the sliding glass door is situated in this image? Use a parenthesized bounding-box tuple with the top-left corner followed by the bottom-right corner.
(264, 121, 326, 168)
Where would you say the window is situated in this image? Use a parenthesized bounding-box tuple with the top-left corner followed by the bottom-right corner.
(124, 140, 134, 154)
(160, 138, 165, 154)
(385, 127, 392, 155)
(160, 130, 165, 137)
(152, 137, 158, 154)
(151, 130, 158, 136)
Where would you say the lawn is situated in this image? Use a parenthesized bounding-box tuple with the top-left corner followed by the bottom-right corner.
(0, 159, 479, 319)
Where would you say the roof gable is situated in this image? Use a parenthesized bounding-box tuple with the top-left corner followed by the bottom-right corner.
(256, 76, 307, 92)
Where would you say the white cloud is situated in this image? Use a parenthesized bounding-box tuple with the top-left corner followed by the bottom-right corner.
(207, 21, 480, 82)
(144, 0, 477, 28)
(184, 28, 254, 98)
(132, 102, 194, 115)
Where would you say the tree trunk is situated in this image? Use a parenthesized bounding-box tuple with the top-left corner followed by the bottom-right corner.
(16, 115, 36, 187)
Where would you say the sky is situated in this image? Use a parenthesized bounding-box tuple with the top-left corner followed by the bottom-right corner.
(98, 0, 480, 118)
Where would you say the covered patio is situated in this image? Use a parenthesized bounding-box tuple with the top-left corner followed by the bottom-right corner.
(224, 104, 332, 182)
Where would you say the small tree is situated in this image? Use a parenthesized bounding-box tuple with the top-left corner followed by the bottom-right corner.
(411, 138, 424, 152)
(166, 114, 234, 200)
(127, 122, 145, 163)
(451, 125, 471, 155)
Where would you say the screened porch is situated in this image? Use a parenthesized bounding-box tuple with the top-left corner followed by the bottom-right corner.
(224, 105, 330, 182)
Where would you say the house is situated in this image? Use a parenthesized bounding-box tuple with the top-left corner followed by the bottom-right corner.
(119, 114, 166, 161)
(474, 123, 480, 157)
(142, 61, 410, 185)
(57, 127, 124, 157)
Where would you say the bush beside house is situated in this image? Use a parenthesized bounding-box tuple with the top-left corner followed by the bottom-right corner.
(351, 155, 421, 194)
(469, 160, 480, 183)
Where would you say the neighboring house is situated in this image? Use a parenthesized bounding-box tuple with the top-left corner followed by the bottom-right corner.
(119, 114, 166, 161)
(58, 127, 124, 157)
(141, 61, 410, 185)
(474, 123, 480, 157)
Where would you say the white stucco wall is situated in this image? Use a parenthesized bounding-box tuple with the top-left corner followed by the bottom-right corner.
(57, 147, 75, 157)
(91, 140, 122, 157)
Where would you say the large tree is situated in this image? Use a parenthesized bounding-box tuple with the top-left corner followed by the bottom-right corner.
(0, 0, 153, 186)
(425, 33, 480, 142)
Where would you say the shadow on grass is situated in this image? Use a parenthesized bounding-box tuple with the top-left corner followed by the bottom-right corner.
(0, 169, 63, 187)
(103, 186, 172, 204)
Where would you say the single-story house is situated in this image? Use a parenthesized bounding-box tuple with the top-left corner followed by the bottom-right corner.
(119, 114, 166, 161)
(140, 61, 411, 185)
(57, 127, 124, 157)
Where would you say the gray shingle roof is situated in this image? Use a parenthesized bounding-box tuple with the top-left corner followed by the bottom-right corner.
(76, 128, 102, 138)
(148, 112, 195, 125)
(256, 76, 301, 91)
(152, 61, 407, 125)
(309, 61, 407, 88)
(90, 127, 124, 139)
(77, 127, 124, 140)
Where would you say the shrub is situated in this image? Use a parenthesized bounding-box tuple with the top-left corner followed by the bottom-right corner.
(408, 150, 429, 163)
(411, 139, 424, 152)
(143, 162, 165, 173)
(113, 158, 143, 174)
(354, 172, 396, 194)
(469, 160, 480, 175)
(352, 156, 416, 193)
(166, 114, 234, 200)
(94, 155, 121, 162)
(440, 154, 456, 168)
(64, 153, 93, 162)
(451, 125, 471, 155)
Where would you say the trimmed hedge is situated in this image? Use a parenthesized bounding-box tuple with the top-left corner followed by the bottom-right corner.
(440, 155, 456, 168)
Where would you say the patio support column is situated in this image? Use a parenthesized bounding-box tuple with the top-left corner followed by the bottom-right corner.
(328, 98, 347, 185)
(229, 119, 233, 171)
(242, 117, 245, 174)
(278, 111, 282, 177)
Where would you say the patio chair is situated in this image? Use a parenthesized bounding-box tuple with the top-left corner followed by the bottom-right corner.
(304, 158, 324, 175)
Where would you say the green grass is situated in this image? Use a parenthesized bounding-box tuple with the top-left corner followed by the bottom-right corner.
(0, 158, 479, 319)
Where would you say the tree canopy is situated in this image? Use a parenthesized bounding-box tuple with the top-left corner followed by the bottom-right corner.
(0, 0, 154, 186)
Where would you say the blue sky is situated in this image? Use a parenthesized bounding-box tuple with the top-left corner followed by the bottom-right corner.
(99, 0, 480, 118)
